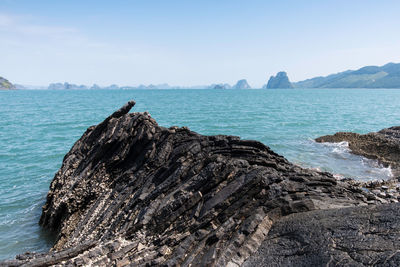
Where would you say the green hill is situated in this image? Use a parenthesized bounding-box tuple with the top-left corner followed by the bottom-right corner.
(294, 63, 400, 88)
(0, 76, 16, 90)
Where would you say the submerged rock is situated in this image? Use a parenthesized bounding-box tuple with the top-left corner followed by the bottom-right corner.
(316, 126, 400, 177)
(3, 101, 400, 266)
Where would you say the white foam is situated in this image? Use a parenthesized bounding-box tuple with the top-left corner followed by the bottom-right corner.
(322, 141, 350, 154)
(308, 140, 393, 181)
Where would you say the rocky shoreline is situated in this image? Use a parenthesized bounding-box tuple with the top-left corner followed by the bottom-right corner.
(316, 127, 400, 178)
(2, 101, 400, 266)
(316, 127, 400, 206)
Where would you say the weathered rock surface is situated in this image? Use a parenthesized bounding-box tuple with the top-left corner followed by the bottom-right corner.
(243, 203, 400, 266)
(316, 127, 400, 177)
(2, 101, 400, 266)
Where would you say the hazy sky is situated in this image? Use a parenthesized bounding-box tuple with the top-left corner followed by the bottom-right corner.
(0, 0, 399, 87)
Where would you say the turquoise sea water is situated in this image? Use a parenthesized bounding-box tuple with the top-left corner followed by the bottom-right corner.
(1, 88, 400, 260)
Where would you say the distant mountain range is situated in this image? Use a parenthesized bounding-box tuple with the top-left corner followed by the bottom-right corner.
(46, 82, 204, 90)
(46, 79, 253, 90)
(293, 62, 400, 88)
(5, 62, 400, 90)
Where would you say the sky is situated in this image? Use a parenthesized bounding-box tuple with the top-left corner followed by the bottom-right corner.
(0, 0, 400, 87)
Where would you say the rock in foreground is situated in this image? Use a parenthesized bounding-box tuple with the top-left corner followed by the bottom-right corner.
(244, 202, 400, 266)
(3, 101, 400, 266)
(316, 127, 400, 177)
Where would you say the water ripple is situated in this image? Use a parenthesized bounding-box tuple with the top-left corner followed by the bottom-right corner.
(1, 88, 400, 259)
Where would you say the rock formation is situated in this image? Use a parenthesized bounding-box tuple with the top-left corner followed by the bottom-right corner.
(316, 126, 400, 177)
(243, 203, 400, 266)
(48, 82, 88, 90)
(211, 83, 231, 89)
(264, 72, 293, 89)
(0, 76, 16, 90)
(2, 101, 400, 266)
(232, 79, 251, 89)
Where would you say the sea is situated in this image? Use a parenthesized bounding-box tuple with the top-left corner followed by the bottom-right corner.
(1, 88, 400, 260)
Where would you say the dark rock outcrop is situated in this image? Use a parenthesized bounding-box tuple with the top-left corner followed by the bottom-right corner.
(243, 203, 400, 266)
(264, 72, 293, 89)
(3, 101, 400, 266)
(316, 127, 400, 177)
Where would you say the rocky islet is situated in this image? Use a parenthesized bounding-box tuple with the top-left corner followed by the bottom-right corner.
(264, 72, 293, 89)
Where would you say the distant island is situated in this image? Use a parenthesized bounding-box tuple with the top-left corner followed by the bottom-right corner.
(233, 79, 251, 89)
(293, 62, 400, 88)
(266, 62, 400, 89)
(46, 79, 252, 90)
(46, 82, 212, 90)
(0, 76, 16, 90)
(210, 83, 231, 89)
(264, 71, 293, 89)
(6, 62, 400, 90)
(47, 62, 400, 89)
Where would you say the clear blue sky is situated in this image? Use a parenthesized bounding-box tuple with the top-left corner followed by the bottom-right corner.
(0, 0, 399, 87)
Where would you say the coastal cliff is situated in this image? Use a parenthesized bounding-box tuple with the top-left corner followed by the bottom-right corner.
(3, 101, 400, 266)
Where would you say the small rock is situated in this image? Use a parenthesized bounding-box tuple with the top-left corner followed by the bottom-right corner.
(137, 243, 146, 252)
(378, 192, 387, 198)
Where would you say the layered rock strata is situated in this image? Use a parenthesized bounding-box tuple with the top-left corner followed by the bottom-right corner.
(3, 101, 400, 266)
